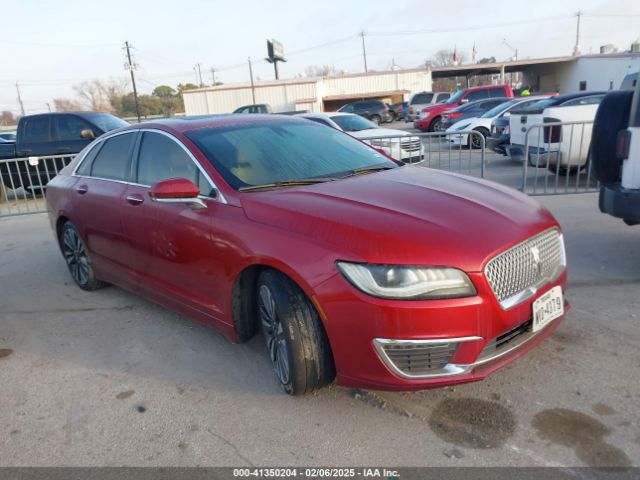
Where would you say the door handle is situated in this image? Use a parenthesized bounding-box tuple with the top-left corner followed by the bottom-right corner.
(76, 184, 88, 195)
(126, 194, 144, 205)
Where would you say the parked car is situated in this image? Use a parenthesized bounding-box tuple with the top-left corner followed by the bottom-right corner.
(508, 92, 605, 174)
(232, 104, 301, 115)
(447, 96, 552, 149)
(407, 92, 451, 121)
(338, 100, 392, 124)
(0, 112, 127, 192)
(0, 131, 16, 142)
(591, 71, 640, 225)
(414, 85, 514, 132)
(46, 115, 568, 395)
(299, 112, 421, 162)
(438, 98, 510, 132)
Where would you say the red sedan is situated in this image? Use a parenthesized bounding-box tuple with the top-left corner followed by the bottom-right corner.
(46, 115, 568, 395)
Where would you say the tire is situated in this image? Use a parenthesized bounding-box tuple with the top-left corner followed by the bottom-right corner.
(370, 115, 381, 125)
(469, 127, 489, 149)
(591, 90, 634, 184)
(429, 116, 442, 132)
(257, 270, 335, 395)
(59, 221, 106, 291)
(388, 112, 396, 122)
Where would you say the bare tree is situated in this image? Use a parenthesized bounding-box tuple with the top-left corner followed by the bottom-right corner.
(53, 98, 85, 112)
(72, 78, 129, 112)
(304, 65, 339, 77)
(0, 110, 18, 126)
(429, 49, 468, 68)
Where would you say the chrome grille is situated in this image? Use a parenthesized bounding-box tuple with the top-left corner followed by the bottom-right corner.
(485, 228, 565, 308)
(380, 342, 457, 375)
(400, 137, 421, 152)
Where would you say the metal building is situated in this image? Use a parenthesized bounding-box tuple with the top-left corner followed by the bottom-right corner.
(182, 68, 433, 115)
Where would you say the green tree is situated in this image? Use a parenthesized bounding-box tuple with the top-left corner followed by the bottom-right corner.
(177, 83, 200, 93)
(152, 85, 177, 98)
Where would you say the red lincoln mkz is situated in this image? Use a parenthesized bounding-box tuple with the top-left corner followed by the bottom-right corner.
(46, 115, 568, 395)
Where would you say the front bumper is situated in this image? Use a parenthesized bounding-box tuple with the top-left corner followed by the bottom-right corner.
(314, 269, 568, 391)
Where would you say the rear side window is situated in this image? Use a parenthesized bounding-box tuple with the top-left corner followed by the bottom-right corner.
(339, 104, 354, 113)
(489, 88, 508, 98)
(75, 142, 103, 176)
(466, 90, 489, 101)
(22, 117, 51, 143)
(481, 99, 506, 110)
(136, 132, 210, 194)
(90, 133, 134, 181)
(411, 93, 434, 104)
(561, 95, 604, 106)
(55, 115, 94, 141)
(437, 93, 451, 102)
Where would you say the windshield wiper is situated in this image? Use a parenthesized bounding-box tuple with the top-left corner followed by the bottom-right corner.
(238, 178, 335, 192)
(340, 165, 395, 179)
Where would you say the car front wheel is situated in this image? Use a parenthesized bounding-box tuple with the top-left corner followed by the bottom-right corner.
(257, 270, 335, 395)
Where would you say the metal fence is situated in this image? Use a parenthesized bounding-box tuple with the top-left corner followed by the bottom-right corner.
(361, 130, 487, 177)
(0, 155, 75, 217)
(520, 121, 598, 195)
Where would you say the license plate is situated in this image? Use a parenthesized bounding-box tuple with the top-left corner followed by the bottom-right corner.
(532, 286, 564, 332)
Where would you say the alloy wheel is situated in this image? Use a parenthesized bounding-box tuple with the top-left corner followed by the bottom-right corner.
(62, 226, 89, 286)
(259, 284, 291, 385)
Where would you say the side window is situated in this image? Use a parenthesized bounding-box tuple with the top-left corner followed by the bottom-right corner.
(55, 115, 95, 141)
(22, 117, 51, 143)
(438, 93, 451, 102)
(489, 88, 508, 98)
(306, 117, 333, 127)
(90, 133, 134, 181)
(340, 104, 354, 113)
(137, 132, 210, 195)
(482, 99, 504, 110)
(75, 142, 103, 176)
(466, 90, 488, 102)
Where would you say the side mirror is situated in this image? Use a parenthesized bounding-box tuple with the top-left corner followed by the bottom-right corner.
(80, 129, 96, 139)
(149, 178, 206, 209)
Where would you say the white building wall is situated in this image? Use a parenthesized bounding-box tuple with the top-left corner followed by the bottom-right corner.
(182, 69, 432, 115)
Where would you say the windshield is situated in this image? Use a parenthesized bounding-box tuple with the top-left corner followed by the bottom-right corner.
(185, 121, 397, 190)
(444, 90, 465, 105)
(481, 99, 519, 118)
(330, 114, 377, 132)
(84, 113, 129, 132)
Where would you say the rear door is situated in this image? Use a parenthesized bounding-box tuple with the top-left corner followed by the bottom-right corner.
(71, 131, 138, 279)
(16, 115, 52, 157)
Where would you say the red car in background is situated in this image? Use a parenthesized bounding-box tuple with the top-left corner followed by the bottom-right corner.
(46, 115, 567, 395)
(414, 84, 514, 131)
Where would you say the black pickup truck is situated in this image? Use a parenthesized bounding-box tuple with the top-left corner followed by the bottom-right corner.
(0, 112, 127, 192)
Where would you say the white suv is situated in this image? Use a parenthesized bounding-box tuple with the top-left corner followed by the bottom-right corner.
(593, 71, 640, 225)
(407, 91, 451, 121)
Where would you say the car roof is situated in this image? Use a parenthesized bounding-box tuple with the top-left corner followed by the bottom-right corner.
(123, 114, 312, 134)
(545, 91, 606, 105)
(300, 112, 353, 119)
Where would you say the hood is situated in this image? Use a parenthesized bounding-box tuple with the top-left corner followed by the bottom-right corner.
(349, 128, 409, 140)
(240, 167, 557, 272)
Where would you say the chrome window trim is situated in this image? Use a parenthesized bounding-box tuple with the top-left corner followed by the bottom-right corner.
(72, 128, 227, 204)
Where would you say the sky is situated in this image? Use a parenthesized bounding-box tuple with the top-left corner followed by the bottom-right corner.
(2, 0, 640, 114)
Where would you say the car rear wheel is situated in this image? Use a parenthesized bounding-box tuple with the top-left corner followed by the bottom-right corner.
(60, 221, 106, 291)
(469, 127, 489, 149)
(257, 270, 335, 395)
(370, 115, 381, 125)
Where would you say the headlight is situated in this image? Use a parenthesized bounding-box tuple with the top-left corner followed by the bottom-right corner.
(370, 138, 393, 147)
(336, 262, 476, 300)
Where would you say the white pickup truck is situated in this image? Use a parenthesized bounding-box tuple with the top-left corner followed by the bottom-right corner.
(508, 92, 605, 175)
(593, 71, 640, 225)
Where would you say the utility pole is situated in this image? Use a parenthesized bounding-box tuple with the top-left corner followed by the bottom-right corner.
(573, 11, 582, 56)
(194, 63, 204, 87)
(210, 67, 216, 86)
(15, 83, 25, 116)
(124, 41, 141, 123)
(248, 57, 256, 104)
(46, 103, 51, 112)
(360, 31, 368, 73)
